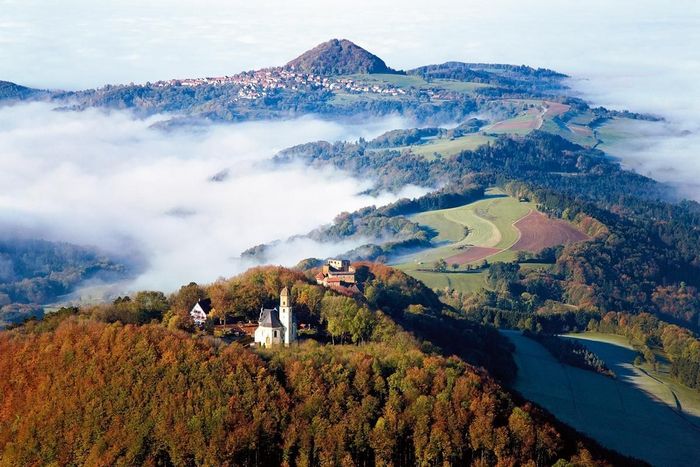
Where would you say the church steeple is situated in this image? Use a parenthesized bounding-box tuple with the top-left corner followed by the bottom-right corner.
(278, 287, 295, 345)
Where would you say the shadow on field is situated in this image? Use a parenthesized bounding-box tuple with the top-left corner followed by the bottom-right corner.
(502, 330, 700, 467)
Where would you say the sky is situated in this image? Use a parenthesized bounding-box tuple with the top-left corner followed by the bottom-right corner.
(0, 0, 698, 293)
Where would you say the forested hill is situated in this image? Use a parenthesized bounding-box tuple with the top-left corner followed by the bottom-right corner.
(0, 239, 131, 327)
(275, 131, 700, 329)
(0, 80, 46, 101)
(0, 264, 642, 466)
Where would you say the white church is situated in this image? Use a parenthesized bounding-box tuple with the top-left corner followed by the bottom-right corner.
(254, 287, 297, 348)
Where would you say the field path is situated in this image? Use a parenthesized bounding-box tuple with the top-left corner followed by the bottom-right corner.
(502, 330, 700, 466)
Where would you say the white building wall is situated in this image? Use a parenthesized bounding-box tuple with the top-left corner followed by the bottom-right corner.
(254, 326, 283, 348)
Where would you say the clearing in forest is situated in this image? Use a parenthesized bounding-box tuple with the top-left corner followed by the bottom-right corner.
(406, 133, 496, 159)
(393, 188, 590, 292)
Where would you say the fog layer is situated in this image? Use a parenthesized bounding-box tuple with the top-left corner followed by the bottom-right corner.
(0, 103, 424, 292)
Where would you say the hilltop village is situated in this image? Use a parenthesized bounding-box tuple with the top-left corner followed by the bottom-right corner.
(150, 68, 408, 100)
(189, 258, 357, 347)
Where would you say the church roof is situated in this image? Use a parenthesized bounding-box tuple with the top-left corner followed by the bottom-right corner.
(258, 307, 284, 328)
(280, 286, 289, 296)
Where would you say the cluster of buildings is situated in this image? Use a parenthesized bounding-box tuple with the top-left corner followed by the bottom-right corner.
(190, 287, 297, 348)
(150, 68, 406, 100)
(315, 259, 360, 295)
(188, 259, 358, 348)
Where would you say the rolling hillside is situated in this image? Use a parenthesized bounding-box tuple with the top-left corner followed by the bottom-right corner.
(392, 188, 589, 292)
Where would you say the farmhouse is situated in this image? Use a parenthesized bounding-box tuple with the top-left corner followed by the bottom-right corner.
(254, 287, 297, 348)
(189, 298, 213, 326)
(315, 259, 356, 287)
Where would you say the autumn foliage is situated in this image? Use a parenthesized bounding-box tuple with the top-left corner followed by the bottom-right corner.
(0, 316, 629, 466)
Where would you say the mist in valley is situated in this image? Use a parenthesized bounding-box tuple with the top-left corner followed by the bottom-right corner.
(0, 103, 425, 295)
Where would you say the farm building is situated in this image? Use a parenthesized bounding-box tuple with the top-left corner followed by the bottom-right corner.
(316, 258, 356, 287)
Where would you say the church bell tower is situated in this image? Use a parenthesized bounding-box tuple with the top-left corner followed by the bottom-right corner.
(278, 287, 296, 345)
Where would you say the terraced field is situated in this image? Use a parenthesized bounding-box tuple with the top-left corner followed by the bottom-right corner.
(503, 330, 700, 466)
(393, 189, 589, 292)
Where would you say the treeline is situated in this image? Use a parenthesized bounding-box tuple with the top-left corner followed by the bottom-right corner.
(501, 179, 700, 330)
(523, 331, 614, 378)
(17, 264, 514, 382)
(407, 62, 568, 96)
(379, 183, 484, 217)
(592, 312, 700, 390)
(366, 120, 486, 149)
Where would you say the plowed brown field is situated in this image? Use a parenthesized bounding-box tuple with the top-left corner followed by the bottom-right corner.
(512, 211, 589, 252)
(445, 246, 501, 264)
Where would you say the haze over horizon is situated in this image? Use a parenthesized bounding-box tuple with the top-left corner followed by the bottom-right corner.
(3, 0, 698, 196)
(1, 1, 696, 112)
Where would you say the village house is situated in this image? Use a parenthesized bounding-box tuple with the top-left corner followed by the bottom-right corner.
(254, 287, 297, 348)
(189, 298, 213, 326)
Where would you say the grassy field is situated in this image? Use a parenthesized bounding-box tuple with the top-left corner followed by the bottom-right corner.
(342, 74, 490, 95)
(391, 188, 589, 293)
(483, 111, 541, 135)
(393, 189, 535, 291)
(404, 133, 496, 159)
(565, 332, 700, 419)
(539, 119, 597, 147)
(595, 118, 658, 150)
(405, 269, 489, 293)
(503, 330, 700, 466)
(565, 109, 596, 126)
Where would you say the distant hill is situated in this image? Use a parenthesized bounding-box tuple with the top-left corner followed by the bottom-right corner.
(0, 238, 131, 327)
(286, 38, 399, 75)
(0, 81, 43, 100)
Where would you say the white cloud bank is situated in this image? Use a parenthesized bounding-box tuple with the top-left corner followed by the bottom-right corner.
(0, 103, 424, 292)
(2, 0, 698, 202)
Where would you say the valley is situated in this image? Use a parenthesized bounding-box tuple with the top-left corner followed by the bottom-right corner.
(503, 330, 700, 466)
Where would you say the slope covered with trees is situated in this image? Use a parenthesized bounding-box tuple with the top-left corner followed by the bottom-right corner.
(0, 264, 640, 466)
